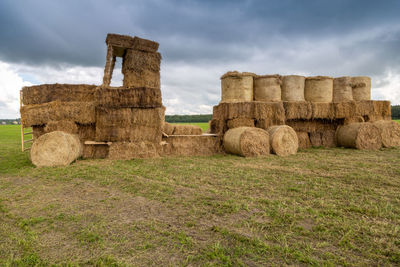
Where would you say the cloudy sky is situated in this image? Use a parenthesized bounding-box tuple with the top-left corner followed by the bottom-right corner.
(1, 0, 400, 118)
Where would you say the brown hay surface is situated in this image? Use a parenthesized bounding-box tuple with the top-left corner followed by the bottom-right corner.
(22, 84, 97, 105)
(254, 75, 281, 102)
(334, 101, 356, 119)
(82, 144, 109, 159)
(352, 76, 371, 101)
(44, 120, 78, 134)
(77, 124, 96, 141)
(122, 69, 160, 88)
(21, 101, 96, 127)
(311, 102, 335, 119)
(336, 122, 382, 150)
(221, 73, 254, 102)
(108, 142, 160, 160)
(162, 122, 175, 135)
(227, 118, 255, 129)
(372, 120, 400, 148)
(209, 119, 226, 134)
(372, 100, 391, 117)
(122, 49, 161, 72)
(106, 34, 159, 52)
(286, 119, 338, 133)
(344, 116, 364, 125)
(267, 125, 298, 156)
(162, 135, 222, 157)
(309, 130, 336, 148)
(30, 131, 83, 167)
(333, 77, 353, 102)
(296, 132, 311, 149)
(32, 125, 46, 139)
(96, 87, 162, 108)
(172, 124, 203, 135)
(283, 101, 312, 120)
(223, 127, 270, 157)
(354, 101, 374, 116)
(220, 71, 256, 79)
(305, 76, 333, 102)
(281, 75, 305, 101)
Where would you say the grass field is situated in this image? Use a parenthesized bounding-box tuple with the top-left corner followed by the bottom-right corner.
(0, 125, 399, 266)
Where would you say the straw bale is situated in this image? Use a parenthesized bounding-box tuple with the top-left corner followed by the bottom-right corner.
(172, 124, 203, 135)
(334, 101, 356, 119)
(365, 115, 392, 122)
(44, 120, 78, 134)
(96, 86, 162, 108)
(209, 119, 226, 134)
(254, 75, 281, 102)
(283, 101, 312, 120)
(122, 69, 160, 88)
(32, 125, 46, 139)
(95, 107, 164, 142)
(254, 102, 285, 124)
(82, 144, 109, 159)
(296, 132, 311, 149)
(281, 75, 305, 101)
(106, 34, 159, 53)
(354, 100, 374, 116)
(311, 102, 335, 119)
(352, 76, 371, 101)
(227, 118, 255, 129)
(21, 101, 96, 127)
(305, 76, 333, 102)
(30, 131, 83, 167)
(372, 100, 391, 117)
(163, 122, 175, 135)
(286, 119, 338, 133)
(372, 121, 400, 148)
(108, 142, 160, 160)
(220, 71, 254, 102)
(309, 130, 336, 148)
(77, 124, 96, 141)
(344, 116, 364, 125)
(267, 125, 298, 156)
(223, 127, 270, 157)
(22, 84, 97, 105)
(336, 123, 382, 150)
(333, 77, 353, 102)
(161, 135, 222, 156)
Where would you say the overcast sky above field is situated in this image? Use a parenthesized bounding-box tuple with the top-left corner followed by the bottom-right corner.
(1, 0, 400, 118)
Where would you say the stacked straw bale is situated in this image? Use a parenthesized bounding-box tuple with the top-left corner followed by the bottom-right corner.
(296, 132, 312, 149)
(372, 121, 400, 148)
(281, 75, 305, 101)
(305, 76, 333, 102)
(254, 75, 281, 102)
(162, 135, 222, 156)
(352, 77, 371, 101)
(333, 77, 353, 102)
(223, 127, 270, 157)
(108, 141, 160, 159)
(220, 72, 255, 102)
(95, 86, 162, 108)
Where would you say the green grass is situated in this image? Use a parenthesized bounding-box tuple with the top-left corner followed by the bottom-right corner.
(395, 119, 400, 124)
(0, 125, 400, 266)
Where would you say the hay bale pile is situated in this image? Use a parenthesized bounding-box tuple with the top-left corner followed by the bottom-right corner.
(211, 71, 393, 151)
(223, 127, 270, 157)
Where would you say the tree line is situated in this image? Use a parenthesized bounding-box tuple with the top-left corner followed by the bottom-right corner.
(392, 105, 400, 119)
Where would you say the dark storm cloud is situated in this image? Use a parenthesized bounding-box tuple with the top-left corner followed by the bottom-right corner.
(1, 0, 400, 71)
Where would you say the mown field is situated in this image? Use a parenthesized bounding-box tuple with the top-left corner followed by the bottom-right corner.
(0, 124, 400, 266)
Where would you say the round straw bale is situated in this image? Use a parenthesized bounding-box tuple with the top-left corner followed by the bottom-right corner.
(352, 76, 371, 101)
(254, 75, 281, 102)
(305, 76, 333, 102)
(223, 127, 270, 157)
(30, 131, 83, 167)
(267, 125, 298, 156)
(372, 120, 400, 148)
(281, 75, 305, 101)
(336, 122, 382, 150)
(333, 77, 353, 102)
(221, 71, 255, 102)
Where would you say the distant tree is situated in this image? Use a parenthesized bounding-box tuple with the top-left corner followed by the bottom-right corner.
(165, 114, 212, 123)
(392, 105, 400, 119)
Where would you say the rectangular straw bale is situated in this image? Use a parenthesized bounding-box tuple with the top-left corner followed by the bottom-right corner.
(21, 101, 96, 126)
(296, 131, 312, 149)
(77, 124, 96, 141)
(209, 119, 226, 134)
(106, 34, 159, 53)
(334, 101, 356, 119)
(162, 122, 175, 135)
(22, 84, 97, 105)
(372, 100, 391, 117)
(161, 135, 223, 157)
(96, 124, 162, 142)
(122, 49, 161, 72)
(226, 102, 255, 119)
(32, 125, 46, 139)
(108, 141, 160, 160)
(311, 102, 335, 119)
(254, 101, 285, 124)
(283, 101, 312, 120)
(286, 119, 338, 133)
(82, 144, 109, 159)
(95, 87, 162, 108)
(212, 104, 226, 120)
(255, 118, 285, 130)
(310, 130, 337, 148)
(354, 101, 374, 116)
(172, 124, 203, 135)
(227, 118, 255, 129)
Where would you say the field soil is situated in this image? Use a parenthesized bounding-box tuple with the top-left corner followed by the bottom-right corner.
(0, 125, 399, 266)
